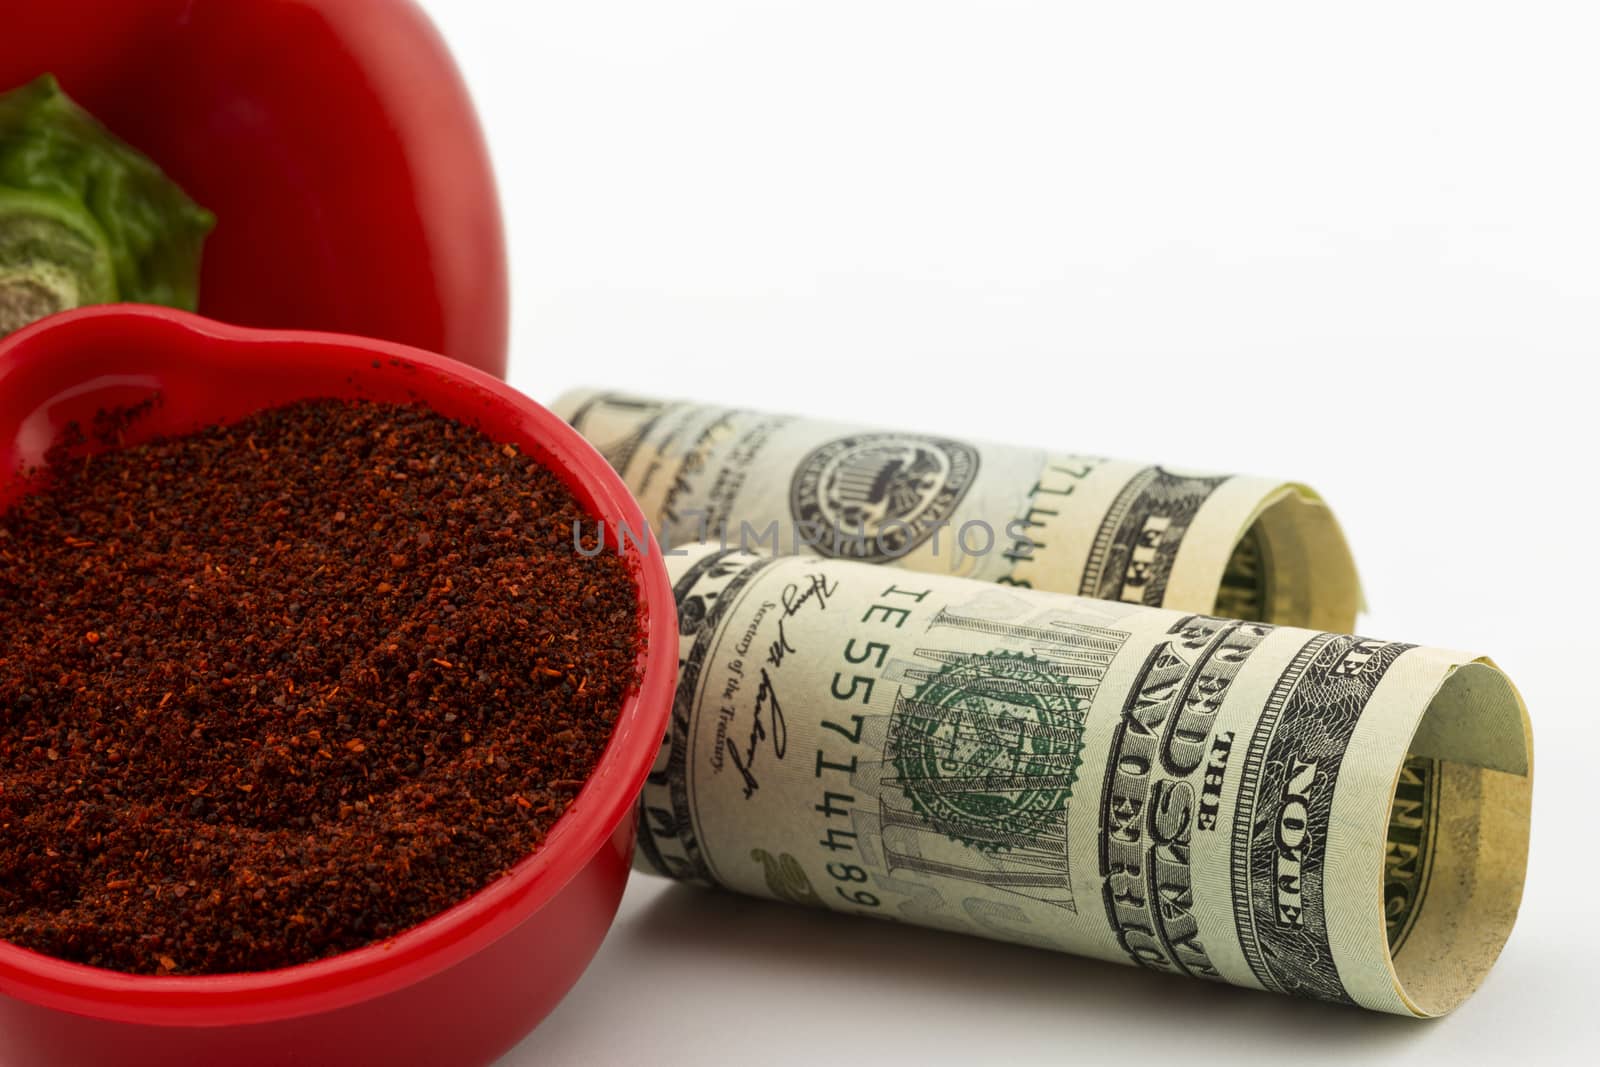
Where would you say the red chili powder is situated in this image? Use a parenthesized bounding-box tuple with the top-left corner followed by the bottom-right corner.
(0, 399, 640, 976)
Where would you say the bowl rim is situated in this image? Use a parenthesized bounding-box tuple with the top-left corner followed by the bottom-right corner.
(0, 305, 677, 1027)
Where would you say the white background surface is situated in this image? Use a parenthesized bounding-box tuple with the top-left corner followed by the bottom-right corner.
(416, 2, 1596, 1062)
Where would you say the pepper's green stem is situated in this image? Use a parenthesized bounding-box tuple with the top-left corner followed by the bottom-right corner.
(0, 75, 214, 338)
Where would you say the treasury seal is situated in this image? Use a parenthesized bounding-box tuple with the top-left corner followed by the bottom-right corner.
(886, 650, 1085, 852)
(789, 433, 979, 561)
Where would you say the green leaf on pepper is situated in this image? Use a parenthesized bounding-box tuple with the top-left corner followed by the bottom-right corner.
(0, 74, 215, 337)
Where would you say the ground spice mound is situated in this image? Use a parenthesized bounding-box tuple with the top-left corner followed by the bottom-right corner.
(0, 399, 640, 976)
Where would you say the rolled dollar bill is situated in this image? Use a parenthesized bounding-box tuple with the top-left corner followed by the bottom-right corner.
(553, 390, 1362, 631)
(637, 545, 1532, 1016)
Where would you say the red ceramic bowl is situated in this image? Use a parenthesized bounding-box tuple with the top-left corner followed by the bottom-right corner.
(0, 307, 676, 1066)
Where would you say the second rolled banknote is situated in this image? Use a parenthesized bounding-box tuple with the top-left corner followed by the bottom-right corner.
(554, 390, 1362, 631)
(637, 545, 1532, 1016)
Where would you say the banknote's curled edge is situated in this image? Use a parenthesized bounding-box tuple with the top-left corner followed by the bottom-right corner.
(1381, 658, 1531, 1015)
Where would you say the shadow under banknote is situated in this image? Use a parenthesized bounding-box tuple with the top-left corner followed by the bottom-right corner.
(519, 881, 1435, 1064)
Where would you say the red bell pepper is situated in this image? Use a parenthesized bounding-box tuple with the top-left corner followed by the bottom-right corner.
(1, 0, 508, 377)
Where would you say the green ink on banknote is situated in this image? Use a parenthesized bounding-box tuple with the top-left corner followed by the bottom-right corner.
(886, 650, 1086, 852)
(1215, 524, 1269, 622)
(1385, 756, 1439, 950)
(752, 849, 826, 908)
